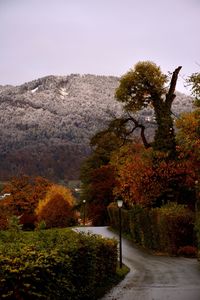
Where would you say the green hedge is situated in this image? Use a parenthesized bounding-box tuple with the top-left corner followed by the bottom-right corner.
(107, 203, 130, 234)
(195, 212, 200, 260)
(108, 203, 195, 255)
(154, 204, 195, 254)
(0, 229, 118, 299)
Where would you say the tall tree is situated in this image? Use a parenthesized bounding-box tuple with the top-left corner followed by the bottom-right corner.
(111, 142, 195, 208)
(2, 175, 52, 229)
(115, 61, 182, 157)
(188, 71, 200, 106)
(176, 91, 200, 184)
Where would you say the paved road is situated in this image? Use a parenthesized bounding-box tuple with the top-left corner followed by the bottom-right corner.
(76, 226, 200, 300)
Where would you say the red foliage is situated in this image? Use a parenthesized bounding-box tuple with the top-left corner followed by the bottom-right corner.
(113, 144, 196, 207)
(2, 175, 52, 228)
(0, 209, 9, 230)
(87, 203, 108, 226)
(20, 213, 37, 230)
(90, 165, 116, 206)
(85, 165, 116, 225)
(0, 200, 12, 229)
(177, 246, 197, 258)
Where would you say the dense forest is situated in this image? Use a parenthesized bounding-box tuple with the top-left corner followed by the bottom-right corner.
(0, 74, 193, 182)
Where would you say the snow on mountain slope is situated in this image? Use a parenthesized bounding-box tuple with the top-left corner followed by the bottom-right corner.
(0, 74, 193, 182)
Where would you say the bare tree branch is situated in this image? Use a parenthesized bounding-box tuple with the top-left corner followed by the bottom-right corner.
(111, 116, 151, 149)
(166, 66, 182, 106)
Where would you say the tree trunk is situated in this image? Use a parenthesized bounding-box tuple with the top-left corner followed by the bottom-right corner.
(152, 66, 182, 158)
(153, 103, 176, 158)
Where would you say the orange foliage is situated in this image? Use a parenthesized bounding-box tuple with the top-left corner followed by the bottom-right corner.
(36, 185, 77, 228)
(2, 175, 52, 228)
(112, 143, 196, 207)
(0, 205, 10, 229)
(176, 109, 200, 180)
(3, 175, 51, 215)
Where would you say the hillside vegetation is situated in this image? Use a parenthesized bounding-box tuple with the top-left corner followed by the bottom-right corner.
(0, 74, 193, 182)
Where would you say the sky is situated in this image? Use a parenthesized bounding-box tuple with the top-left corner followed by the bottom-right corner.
(0, 0, 200, 94)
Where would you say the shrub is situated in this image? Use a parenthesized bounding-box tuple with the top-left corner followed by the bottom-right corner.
(195, 213, 200, 260)
(87, 203, 108, 226)
(107, 202, 130, 234)
(108, 203, 195, 255)
(0, 204, 12, 230)
(177, 246, 197, 258)
(0, 229, 118, 299)
(107, 202, 119, 229)
(0, 210, 9, 230)
(129, 205, 144, 245)
(156, 203, 195, 255)
(20, 213, 37, 230)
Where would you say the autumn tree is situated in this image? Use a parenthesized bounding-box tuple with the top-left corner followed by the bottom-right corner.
(115, 61, 182, 157)
(85, 165, 116, 225)
(36, 184, 77, 228)
(176, 110, 200, 155)
(2, 175, 51, 229)
(176, 76, 200, 185)
(80, 62, 197, 216)
(111, 143, 195, 208)
(81, 128, 124, 184)
(187, 71, 200, 106)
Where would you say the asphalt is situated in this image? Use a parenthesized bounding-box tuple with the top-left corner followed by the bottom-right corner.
(76, 226, 200, 300)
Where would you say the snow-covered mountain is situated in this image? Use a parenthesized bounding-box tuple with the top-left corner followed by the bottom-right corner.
(0, 74, 193, 182)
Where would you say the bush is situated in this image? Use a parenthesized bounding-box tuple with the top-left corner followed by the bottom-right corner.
(129, 205, 144, 245)
(195, 213, 200, 260)
(108, 203, 195, 255)
(107, 202, 119, 229)
(0, 228, 118, 299)
(87, 203, 108, 226)
(156, 204, 195, 255)
(177, 246, 197, 257)
(0, 204, 11, 230)
(107, 202, 130, 234)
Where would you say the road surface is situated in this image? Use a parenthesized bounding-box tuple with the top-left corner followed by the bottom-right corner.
(76, 226, 200, 300)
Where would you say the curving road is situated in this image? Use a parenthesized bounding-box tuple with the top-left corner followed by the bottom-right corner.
(76, 226, 200, 300)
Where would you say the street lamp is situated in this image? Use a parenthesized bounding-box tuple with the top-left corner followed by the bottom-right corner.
(117, 199, 123, 268)
(83, 200, 86, 226)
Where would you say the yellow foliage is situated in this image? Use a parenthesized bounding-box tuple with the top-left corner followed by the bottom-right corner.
(35, 184, 75, 216)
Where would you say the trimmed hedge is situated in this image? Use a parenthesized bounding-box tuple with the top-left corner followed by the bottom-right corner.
(0, 228, 118, 299)
(195, 212, 200, 260)
(108, 202, 195, 255)
(107, 202, 131, 234)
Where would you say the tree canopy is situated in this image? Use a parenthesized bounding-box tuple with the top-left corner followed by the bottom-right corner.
(115, 61, 182, 157)
(80, 61, 198, 223)
(115, 61, 167, 111)
(188, 72, 200, 106)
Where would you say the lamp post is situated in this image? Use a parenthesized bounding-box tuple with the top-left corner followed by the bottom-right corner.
(117, 199, 123, 268)
(83, 200, 86, 226)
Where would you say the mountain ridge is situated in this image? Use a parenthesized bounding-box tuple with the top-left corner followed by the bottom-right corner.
(0, 74, 194, 182)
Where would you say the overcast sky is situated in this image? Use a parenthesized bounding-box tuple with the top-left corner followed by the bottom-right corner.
(0, 0, 200, 93)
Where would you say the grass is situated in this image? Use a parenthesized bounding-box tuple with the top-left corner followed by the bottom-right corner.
(96, 263, 130, 299)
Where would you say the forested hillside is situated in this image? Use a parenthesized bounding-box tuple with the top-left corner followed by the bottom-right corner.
(0, 74, 193, 182)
